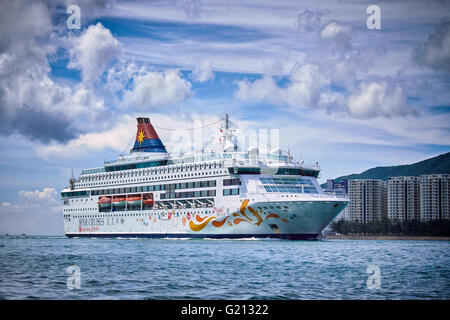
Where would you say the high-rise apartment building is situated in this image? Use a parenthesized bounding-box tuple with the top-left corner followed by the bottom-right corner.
(348, 179, 387, 223)
(388, 177, 420, 221)
(420, 174, 450, 221)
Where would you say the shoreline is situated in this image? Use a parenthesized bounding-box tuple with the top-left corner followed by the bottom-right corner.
(324, 235, 450, 241)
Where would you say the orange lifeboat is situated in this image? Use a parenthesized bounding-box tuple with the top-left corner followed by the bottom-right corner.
(127, 196, 142, 206)
(143, 198, 154, 206)
(98, 197, 111, 208)
(113, 197, 126, 207)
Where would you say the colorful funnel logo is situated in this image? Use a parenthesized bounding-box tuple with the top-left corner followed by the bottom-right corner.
(130, 117, 167, 153)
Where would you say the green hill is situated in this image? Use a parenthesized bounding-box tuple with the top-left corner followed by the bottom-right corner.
(322, 152, 450, 187)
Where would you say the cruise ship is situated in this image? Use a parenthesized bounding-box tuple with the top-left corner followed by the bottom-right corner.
(61, 115, 349, 240)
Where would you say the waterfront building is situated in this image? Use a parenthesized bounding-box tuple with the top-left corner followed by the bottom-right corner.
(388, 177, 420, 221)
(348, 179, 387, 223)
(420, 174, 450, 221)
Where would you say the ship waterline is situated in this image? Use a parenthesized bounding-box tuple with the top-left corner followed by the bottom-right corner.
(61, 115, 349, 240)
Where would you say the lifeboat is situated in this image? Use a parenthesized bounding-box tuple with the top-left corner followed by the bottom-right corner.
(112, 197, 126, 207)
(98, 197, 111, 208)
(127, 196, 142, 206)
(143, 198, 154, 206)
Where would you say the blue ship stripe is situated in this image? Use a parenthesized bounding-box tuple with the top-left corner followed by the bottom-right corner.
(131, 138, 167, 153)
(65, 233, 319, 240)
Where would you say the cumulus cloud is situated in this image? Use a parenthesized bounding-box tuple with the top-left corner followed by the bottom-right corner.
(235, 76, 279, 103)
(413, 19, 450, 72)
(36, 115, 136, 160)
(261, 59, 290, 76)
(0, 187, 62, 235)
(105, 62, 140, 92)
(320, 21, 350, 39)
(286, 64, 330, 107)
(124, 69, 193, 109)
(347, 82, 413, 118)
(295, 10, 323, 32)
(0, 49, 106, 142)
(235, 64, 329, 109)
(0, 187, 59, 214)
(68, 22, 123, 82)
(35, 113, 225, 160)
(0, 201, 21, 213)
(320, 20, 352, 52)
(1, 0, 198, 147)
(0, 1, 116, 143)
(235, 63, 415, 119)
(19, 188, 58, 202)
(69, 86, 106, 116)
(191, 61, 214, 82)
(0, 104, 77, 143)
(0, 1, 77, 142)
(0, 1, 52, 51)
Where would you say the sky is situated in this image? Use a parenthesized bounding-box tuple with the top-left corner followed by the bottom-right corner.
(0, 0, 449, 235)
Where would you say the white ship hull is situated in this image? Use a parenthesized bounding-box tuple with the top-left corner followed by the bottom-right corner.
(64, 197, 347, 240)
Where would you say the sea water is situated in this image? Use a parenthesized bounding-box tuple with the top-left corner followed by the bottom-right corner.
(0, 236, 448, 299)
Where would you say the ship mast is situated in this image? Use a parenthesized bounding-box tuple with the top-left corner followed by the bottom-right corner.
(217, 112, 237, 153)
(69, 168, 75, 190)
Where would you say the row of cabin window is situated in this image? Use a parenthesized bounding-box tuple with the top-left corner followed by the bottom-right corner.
(90, 180, 217, 196)
(61, 191, 89, 197)
(223, 188, 240, 196)
(81, 162, 225, 181)
(160, 190, 216, 199)
(65, 179, 241, 198)
(77, 169, 226, 188)
(263, 185, 318, 194)
(223, 178, 240, 186)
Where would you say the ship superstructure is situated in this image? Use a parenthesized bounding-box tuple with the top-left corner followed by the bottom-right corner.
(61, 115, 348, 239)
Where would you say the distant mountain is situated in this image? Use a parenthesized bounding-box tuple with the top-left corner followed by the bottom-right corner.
(322, 152, 450, 187)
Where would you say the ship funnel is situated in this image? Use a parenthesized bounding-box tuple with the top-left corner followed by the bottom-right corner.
(130, 117, 167, 153)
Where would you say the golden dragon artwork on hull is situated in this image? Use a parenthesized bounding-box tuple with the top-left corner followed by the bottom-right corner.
(186, 199, 288, 232)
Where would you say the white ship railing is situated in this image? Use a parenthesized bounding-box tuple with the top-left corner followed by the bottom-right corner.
(104, 150, 320, 170)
